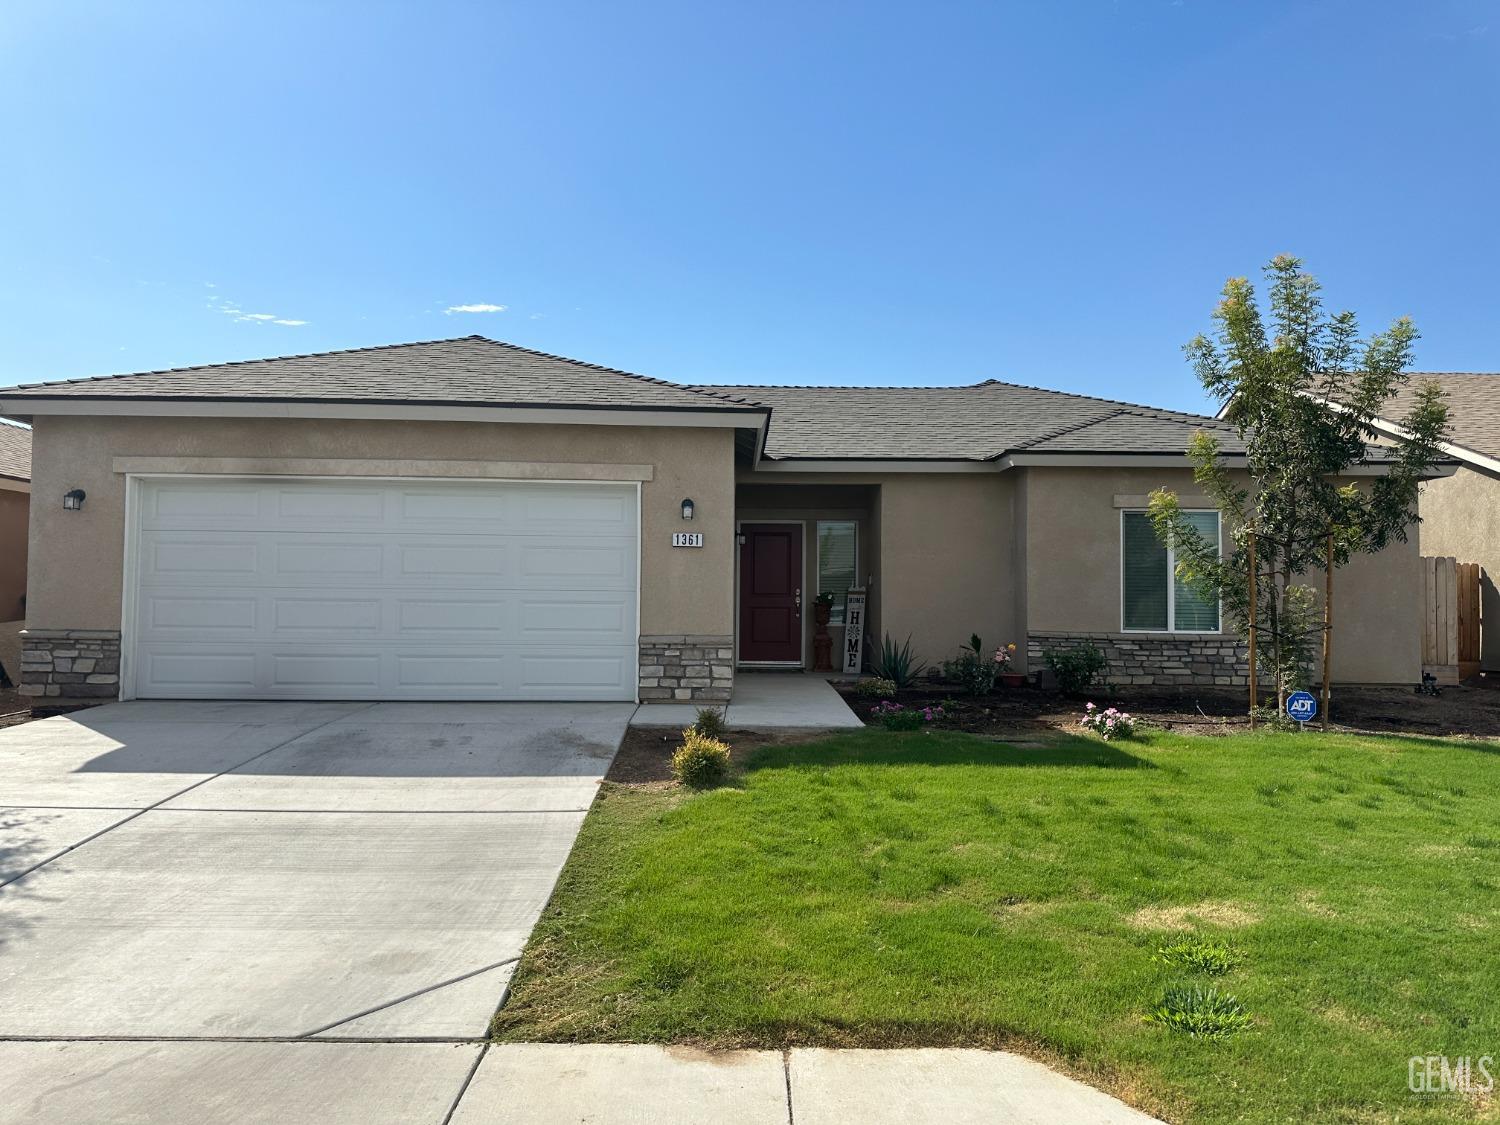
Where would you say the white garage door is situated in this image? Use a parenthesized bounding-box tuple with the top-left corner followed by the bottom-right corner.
(127, 477, 639, 701)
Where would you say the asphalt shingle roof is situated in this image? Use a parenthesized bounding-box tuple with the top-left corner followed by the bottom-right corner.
(1379, 373, 1500, 461)
(0, 421, 30, 481)
(0, 336, 766, 415)
(0, 335, 1244, 462)
(704, 381, 1243, 460)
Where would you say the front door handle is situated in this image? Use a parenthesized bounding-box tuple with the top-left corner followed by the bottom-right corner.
(794, 587, 802, 611)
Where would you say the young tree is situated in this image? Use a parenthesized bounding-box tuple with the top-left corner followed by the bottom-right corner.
(1149, 255, 1449, 719)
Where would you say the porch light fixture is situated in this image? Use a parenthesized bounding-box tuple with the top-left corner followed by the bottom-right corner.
(63, 489, 86, 511)
(681, 497, 695, 521)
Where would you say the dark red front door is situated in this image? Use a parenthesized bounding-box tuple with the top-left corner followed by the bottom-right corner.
(739, 523, 803, 663)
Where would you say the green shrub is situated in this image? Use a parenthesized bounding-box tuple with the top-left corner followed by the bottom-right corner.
(1146, 986, 1252, 1039)
(872, 634, 928, 688)
(692, 706, 728, 739)
(672, 730, 731, 788)
(873, 703, 924, 731)
(1156, 939, 1239, 976)
(942, 634, 1001, 696)
(854, 677, 898, 699)
(1045, 642, 1107, 697)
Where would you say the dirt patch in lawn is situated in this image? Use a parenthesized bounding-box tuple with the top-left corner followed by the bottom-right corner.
(836, 678, 1500, 739)
(609, 725, 816, 785)
(1125, 900, 1260, 931)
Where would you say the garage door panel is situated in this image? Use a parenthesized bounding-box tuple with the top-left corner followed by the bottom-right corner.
(131, 479, 639, 701)
(147, 538, 261, 578)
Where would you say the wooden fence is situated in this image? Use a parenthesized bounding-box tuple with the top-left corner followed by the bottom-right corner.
(1422, 556, 1482, 684)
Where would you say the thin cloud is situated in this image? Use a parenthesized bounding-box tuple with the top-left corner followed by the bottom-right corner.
(206, 295, 307, 326)
(445, 303, 507, 315)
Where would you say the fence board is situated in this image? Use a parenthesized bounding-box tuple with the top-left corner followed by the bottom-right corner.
(1422, 555, 1474, 684)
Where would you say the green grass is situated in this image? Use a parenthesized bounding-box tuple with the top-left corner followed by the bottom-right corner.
(494, 728, 1500, 1123)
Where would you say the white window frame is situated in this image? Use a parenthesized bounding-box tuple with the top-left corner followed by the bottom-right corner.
(816, 520, 859, 627)
(1119, 509, 1222, 634)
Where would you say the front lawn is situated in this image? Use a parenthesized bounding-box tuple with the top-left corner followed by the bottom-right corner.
(494, 728, 1500, 1123)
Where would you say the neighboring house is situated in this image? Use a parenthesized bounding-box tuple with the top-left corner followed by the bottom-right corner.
(1361, 373, 1500, 673)
(0, 419, 30, 620)
(0, 336, 1425, 704)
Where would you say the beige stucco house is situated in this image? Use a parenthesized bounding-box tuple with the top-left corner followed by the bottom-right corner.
(0, 336, 1425, 705)
(1361, 373, 1500, 673)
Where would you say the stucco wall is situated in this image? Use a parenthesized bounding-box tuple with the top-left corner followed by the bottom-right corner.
(1021, 466, 1422, 684)
(0, 488, 27, 621)
(878, 474, 1017, 670)
(26, 415, 736, 638)
(1419, 465, 1500, 670)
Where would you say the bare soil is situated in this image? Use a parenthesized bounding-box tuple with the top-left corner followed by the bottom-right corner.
(0, 686, 31, 730)
(836, 677, 1500, 739)
(609, 726, 811, 785)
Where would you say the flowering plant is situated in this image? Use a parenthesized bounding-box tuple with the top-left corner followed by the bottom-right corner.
(993, 643, 1017, 669)
(1079, 702, 1135, 741)
(871, 700, 942, 731)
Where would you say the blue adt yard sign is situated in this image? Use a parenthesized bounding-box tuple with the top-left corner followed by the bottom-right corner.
(1286, 690, 1318, 724)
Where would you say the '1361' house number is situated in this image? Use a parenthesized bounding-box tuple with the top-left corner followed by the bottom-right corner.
(671, 532, 704, 548)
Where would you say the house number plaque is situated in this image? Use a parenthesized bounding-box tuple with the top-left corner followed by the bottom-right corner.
(671, 532, 704, 548)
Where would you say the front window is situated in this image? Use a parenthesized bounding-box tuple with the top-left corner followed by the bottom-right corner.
(1121, 510, 1220, 632)
(817, 520, 858, 625)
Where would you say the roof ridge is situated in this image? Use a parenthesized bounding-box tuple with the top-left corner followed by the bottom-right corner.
(1006, 408, 1128, 452)
(470, 338, 767, 408)
(697, 382, 991, 391)
(971, 378, 1232, 428)
(4, 336, 486, 393)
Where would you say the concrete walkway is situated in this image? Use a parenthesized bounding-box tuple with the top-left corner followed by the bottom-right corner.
(0, 1042, 1162, 1124)
(631, 672, 864, 730)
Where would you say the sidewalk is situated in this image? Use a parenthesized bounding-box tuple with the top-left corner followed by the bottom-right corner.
(1, 1041, 1162, 1124)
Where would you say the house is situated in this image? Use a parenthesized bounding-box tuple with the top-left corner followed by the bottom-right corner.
(0, 419, 31, 687)
(1362, 373, 1500, 674)
(0, 336, 1424, 704)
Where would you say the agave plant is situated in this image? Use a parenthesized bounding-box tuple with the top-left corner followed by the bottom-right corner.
(872, 633, 927, 689)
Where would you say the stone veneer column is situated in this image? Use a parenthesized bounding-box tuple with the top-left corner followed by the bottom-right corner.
(19, 629, 123, 700)
(638, 635, 734, 702)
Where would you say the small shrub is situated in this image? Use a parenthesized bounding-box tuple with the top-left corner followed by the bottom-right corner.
(854, 677, 898, 699)
(672, 729, 731, 788)
(870, 700, 942, 731)
(691, 706, 728, 739)
(1046, 641, 1107, 696)
(1156, 939, 1239, 976)
(872, 634, 928, 689)
(1146, 986, 1252, 1039)
(1079, 702, 1134, 741)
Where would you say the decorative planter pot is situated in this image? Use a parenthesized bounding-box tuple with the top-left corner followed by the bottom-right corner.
(999, 672, 1025, 688)
(814, 602, 832, 627)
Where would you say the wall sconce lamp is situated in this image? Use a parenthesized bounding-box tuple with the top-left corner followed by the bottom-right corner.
(680, 497, 695, 521)
(63, 489, 86, 512)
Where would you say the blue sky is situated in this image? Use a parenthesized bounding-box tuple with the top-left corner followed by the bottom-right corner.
(2, 1, 1496, 413)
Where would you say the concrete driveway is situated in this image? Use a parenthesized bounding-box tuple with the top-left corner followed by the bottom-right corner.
(0, 699, 630, 1040)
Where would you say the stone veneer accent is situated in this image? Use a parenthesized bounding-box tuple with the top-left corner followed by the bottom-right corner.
(1027, 631, 1249, 687)
(19, 629, 123, 699)
(639, 634, 734, 702)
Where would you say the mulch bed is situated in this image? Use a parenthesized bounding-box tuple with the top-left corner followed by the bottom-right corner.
(836, 679, 1500, 739)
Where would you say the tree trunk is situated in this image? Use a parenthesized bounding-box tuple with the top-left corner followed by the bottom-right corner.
(1247, 532, 1258, 728)
(1321, 531, 1333, 731)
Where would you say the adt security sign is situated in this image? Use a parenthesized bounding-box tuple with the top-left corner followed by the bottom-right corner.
(1286, 690, 1318, 724)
